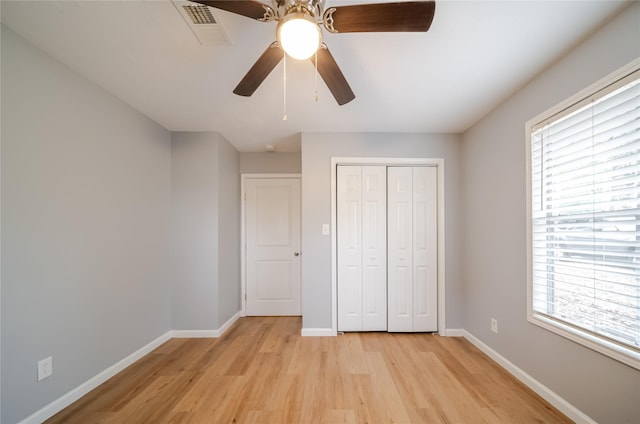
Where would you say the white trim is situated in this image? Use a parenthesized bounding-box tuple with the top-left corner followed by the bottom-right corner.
(330, 161, 339, 336)
(240, 174, 302, 317)
(528, 57, 640, 131)
(171, 311, 241, 338)
(171, 330, 221, 338)
(217, 311, 241, 336)
(461, 330, 597, 424)
(301, 328, 334, 337)
(529, 313, 640, 370)
(443, 328, 465, 337)
(18, 331, 173, 424)
(330, 157, 446, 336)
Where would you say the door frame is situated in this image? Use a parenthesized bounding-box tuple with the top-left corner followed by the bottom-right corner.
(241, 173, 302, 317)
(331, 158, 446, 335)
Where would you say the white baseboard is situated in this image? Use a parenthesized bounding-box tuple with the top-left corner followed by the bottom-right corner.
(443, 328, 465, 337)
(460, 330, 596, 424)
(171, 329, 220, 338)
(19, 311, 242, 424)
(301, 327, 335, 337)
(19, 331, 173, 424)
(171, 311, 241, 338)
(216, 311, 241, 336)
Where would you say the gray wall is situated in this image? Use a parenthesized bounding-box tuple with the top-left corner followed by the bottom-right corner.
(300, 133, 463, 330)
(1, 26, 173, 423)
(171, 132, 240, 330)
(217, 138, 241, 325)
(171, 133, 220, 330)
(239, 152, 302, 174)
(460, 4, 640, 423)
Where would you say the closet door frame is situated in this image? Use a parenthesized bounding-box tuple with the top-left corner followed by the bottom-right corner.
(330, 157, 446, 336)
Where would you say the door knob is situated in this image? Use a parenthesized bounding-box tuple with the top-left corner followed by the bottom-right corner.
(294, 252, 300, 256)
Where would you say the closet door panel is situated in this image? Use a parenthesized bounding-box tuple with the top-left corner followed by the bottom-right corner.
(388, 167, 414, 332)
(337, 166, 363, 331)
(413, 167, 438, 331)
(339, 164, 438, 333)
(361, 166, 387, 331)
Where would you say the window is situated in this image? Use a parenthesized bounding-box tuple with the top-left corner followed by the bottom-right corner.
(526, 60, 640, 370)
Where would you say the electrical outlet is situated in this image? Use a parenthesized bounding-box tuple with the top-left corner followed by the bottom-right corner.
(491, 318, 498, 334)
(37, 356, 53, 381)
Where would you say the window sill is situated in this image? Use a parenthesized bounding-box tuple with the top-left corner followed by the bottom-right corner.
(528, 313, 640, 371)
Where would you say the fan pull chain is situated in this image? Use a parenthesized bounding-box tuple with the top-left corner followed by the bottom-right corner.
(282, 51, 288, 121)
(314, 50, 319, 102)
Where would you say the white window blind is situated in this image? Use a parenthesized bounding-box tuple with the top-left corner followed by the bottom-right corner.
(530, 67, 640, 367)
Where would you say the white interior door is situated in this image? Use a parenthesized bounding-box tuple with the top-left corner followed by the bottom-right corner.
(388, 167, 438, 332)
(337, 166, 387, 331)
(245, 178, 301, 316)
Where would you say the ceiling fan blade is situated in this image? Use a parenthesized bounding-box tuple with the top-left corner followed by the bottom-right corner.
(189, 1, 272, 21)
(326, 1, 435, 33)
(234, 42, 283, 97)
(311, 45, 355, 106)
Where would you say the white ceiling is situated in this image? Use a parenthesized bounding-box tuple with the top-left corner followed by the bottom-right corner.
(1, 0, 630, 152)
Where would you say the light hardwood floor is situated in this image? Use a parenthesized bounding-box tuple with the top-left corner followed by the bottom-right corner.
(47, 317, 571, 423)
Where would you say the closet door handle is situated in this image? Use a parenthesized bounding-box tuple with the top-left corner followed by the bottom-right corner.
(294, 252, 300, 257)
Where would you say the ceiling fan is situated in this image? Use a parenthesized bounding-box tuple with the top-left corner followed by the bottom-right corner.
(190, 0, 436, 105)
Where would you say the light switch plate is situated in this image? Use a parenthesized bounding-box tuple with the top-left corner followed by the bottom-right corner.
(322, 224, 330, 235)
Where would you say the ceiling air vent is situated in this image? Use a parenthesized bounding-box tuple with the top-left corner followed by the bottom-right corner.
(183, 5, 217, 24)
(172, 1, 231, 46)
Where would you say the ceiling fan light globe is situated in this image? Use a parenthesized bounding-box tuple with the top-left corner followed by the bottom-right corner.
(277, 13, 322, 60)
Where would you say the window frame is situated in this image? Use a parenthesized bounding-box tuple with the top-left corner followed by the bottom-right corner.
(525, 58, 640, 370)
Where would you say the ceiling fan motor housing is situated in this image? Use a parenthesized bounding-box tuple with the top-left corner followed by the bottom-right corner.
(274, 0, 325, 19)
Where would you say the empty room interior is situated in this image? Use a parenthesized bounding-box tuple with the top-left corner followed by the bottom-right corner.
(1, 1, 639, 423)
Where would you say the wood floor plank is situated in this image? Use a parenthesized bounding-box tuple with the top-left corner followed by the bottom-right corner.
(111, 371, 203, 424)
(46, 317, 572, 424)
(365, 351, 414, 423)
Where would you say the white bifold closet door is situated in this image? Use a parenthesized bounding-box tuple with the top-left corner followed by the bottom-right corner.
(337, 166, 387, 331)
(388, 167, 438, 332)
